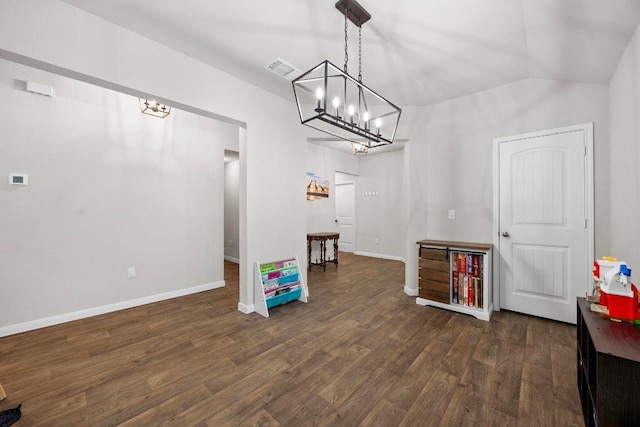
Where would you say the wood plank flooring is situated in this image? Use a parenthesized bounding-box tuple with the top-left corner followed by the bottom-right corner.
(0, 253, 584, 426)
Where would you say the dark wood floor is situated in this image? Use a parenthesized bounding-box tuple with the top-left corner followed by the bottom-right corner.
(0, 253, 583, 426)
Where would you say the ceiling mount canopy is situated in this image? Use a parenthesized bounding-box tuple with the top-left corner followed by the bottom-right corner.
(335, 0, 371, 27)
(292, 0, 401, 155)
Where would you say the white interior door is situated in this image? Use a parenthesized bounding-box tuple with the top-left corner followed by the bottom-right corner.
(496, 124, 593, 324)
(335, 182, 355, 252)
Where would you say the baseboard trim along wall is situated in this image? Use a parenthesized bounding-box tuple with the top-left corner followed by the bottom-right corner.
(224, 256, 240, 264)
(404, 286, 419, 297)
(0, 280, 226, 338)
(354, 251, 406, 263)
(237, 302, 254, 314)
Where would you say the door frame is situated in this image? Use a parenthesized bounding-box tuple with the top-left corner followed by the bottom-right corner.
(492, 123, 594, 311)
(335, 180, 357, 253)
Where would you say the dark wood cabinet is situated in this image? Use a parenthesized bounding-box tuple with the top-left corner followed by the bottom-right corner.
(576, 298, 640, 426)
(418, 247, 450, 303)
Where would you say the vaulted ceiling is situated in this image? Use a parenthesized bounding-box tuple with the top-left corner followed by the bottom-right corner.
(63, 0, 640, 109)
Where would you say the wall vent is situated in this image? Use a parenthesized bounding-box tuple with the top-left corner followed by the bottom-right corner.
(265, 58, 301, 81)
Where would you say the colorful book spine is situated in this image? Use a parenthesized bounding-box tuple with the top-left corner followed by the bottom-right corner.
(453, 273, 459, 304)
(462, 274, 468, 306)
(457, 253, 466, 273)
(260, 263, 277, 273)
(472, 255, 480, 278)
(473, 277, 480, 308)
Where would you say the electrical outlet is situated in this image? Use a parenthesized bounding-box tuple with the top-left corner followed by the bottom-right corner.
(229, 240, 233, 247)
(375, 238, 379, 244)
(448, 209, 456, 220)
(127, 267, 136, 278)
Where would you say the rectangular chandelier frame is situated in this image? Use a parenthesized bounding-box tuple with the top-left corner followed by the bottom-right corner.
(292, 60, 401, 149)
(139, 98, 171, 118)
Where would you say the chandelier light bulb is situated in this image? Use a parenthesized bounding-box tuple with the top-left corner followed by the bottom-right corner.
(363, 111, 370, 130)
(314, 87, 324, 113)
(332, 97, 341, 118)
(375, 118, 382, 135)
(348, 105, 355, 124)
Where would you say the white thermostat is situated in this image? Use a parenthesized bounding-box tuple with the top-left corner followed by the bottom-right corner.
(9, 174, 28, 186)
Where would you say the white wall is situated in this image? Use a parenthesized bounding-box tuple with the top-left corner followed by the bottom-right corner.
(609, 22, 640, 272)
(355, 150, 405, 260)
(335, 171, 356, 184)
(402, 78, 610, 294)
(0, 59, 238, 332)
(0, 0, 307, 322)
(224, 160, 240, 262)
(305, 143, 358, 263)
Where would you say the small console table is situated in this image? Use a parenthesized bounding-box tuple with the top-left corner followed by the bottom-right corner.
(307, 232, 340, 271)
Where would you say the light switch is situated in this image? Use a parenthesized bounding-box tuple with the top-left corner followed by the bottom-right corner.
(448, 209, 456, 220)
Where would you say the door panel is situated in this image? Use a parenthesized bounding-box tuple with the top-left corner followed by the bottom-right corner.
(335, 183, 355, 252)
(499, 128, 588, 323)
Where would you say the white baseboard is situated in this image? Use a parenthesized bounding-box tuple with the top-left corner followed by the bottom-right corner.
(224, 255, 240, 264)
(0, 280, 225, 338)
(237, 302, 254, 314)
(404, 286, 418, 296)
(354, 251, 405, 263)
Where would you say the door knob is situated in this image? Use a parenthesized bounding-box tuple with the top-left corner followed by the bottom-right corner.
(502, 232, 510, 237)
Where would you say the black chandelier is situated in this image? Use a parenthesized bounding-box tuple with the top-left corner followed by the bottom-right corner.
(292, 0, 401, 155)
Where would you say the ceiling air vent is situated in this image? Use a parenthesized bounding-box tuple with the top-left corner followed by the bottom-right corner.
(265, 58, 301, 81)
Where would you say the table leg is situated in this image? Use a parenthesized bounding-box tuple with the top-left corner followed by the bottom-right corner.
(321, 239, 327, 271)
(333, 237, 339, 268)
(307, 238, 312, 270)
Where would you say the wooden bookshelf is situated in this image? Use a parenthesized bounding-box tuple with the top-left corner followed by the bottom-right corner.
(416, 239, 493, 321)
(254, 256, 308, 317)
(576, 298, 640, 426)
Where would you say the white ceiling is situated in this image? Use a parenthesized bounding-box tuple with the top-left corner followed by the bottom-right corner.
(61, 0, 640, 153)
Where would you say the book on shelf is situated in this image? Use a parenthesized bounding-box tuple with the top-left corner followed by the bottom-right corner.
(450, 251, 488, 308)
(462, 273, 468, 306)
(457, 253, 466, 273)
(452, 273, 459, 304)
(472, 254, 480, 277)
(473, 277, 480, 308)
